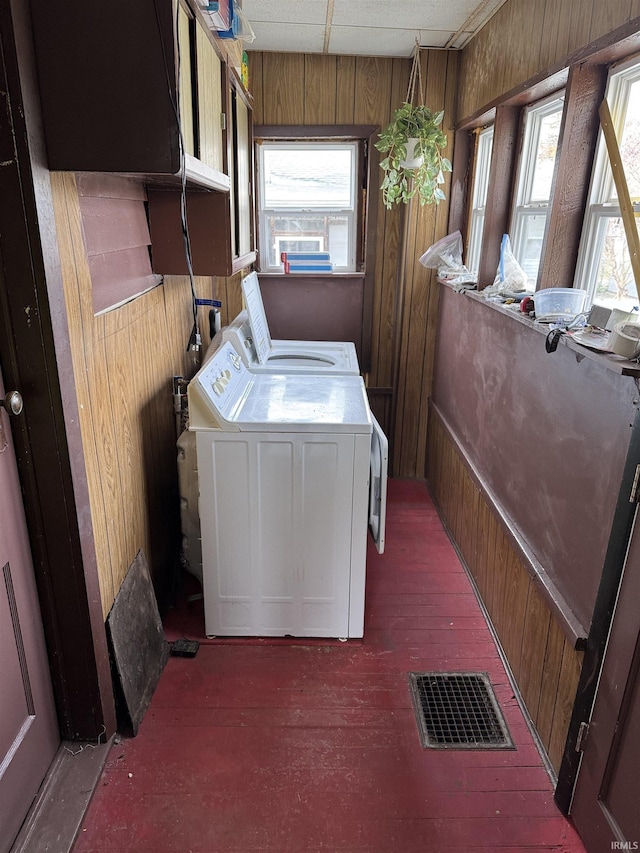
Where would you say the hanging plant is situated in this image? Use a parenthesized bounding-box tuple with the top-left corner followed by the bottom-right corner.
(375, 45, 452, 209)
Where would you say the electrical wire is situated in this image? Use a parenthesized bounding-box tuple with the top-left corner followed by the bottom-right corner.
(152, 0, 200, 354)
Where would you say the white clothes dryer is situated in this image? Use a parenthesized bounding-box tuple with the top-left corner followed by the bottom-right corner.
(188, 341, 387, 639)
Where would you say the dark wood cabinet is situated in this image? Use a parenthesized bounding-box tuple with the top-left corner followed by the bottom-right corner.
(147, 71, 256, 276)
(30, 0, 228, 191)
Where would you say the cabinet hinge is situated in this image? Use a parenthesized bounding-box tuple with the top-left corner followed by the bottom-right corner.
(221, 112, 226, 131)
(575, 721, 590, 753)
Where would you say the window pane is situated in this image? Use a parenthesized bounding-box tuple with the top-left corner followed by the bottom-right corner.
(516, 213, 547, 283)
(616, 78, 640, 201)
(467, 126, 493, 274)
(262, 148, 354, 209)
(592, 216, 640, 310)
(265, 214, 350, 268)
(530, 109, 562, 202)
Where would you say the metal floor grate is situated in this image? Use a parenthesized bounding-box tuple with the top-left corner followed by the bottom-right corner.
(409, 672, 514, 750)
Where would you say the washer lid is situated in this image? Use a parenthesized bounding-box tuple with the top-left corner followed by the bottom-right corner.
(240, 273, 360, 372)
(236, 372, 372, 432)
(241, 271, 272, 364)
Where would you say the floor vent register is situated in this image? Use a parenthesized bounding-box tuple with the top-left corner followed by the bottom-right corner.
(409, 672, 514, 750)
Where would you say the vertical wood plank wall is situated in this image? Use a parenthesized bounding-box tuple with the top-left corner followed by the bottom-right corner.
(51, 172, 218, 616)
(458, 0, 640, 121)
(248, 51, 458, 477)
(427, 409, 583, 774)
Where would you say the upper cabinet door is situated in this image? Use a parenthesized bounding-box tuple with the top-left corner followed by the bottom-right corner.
(196, 25, 224, 173)
(30, 0, 228, 190)
(177, 4, 196, 158)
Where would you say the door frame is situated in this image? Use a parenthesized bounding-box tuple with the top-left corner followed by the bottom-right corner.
(0, 0, 115, 740)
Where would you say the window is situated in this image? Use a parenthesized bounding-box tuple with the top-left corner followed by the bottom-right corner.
(575, 57, 640, 311)
(467, 125, 494, 275)
(510, 95, 564, 286)
(256, 141, 358, 273)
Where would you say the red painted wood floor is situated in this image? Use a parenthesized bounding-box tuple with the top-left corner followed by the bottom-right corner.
(72, 480, 586, 853)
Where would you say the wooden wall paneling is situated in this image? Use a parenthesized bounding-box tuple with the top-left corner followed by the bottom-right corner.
(125, 288, 172, 591)
(537, 0, 564, 73)
(502, 547, 531, 679)
(518, 0, 549, 85)
(100, 305, 143, 593)
(589, 0, 632, 42)
(260, 53, 305, 124)
(353, 57, 389, 125)
(371, 58, 407, 391)
(487, 524, 510, 630)
(335, 56, 356, 124)
(392, 197, 423, 477)
(518, 582, 552, 723)
(457, 0, 635, 123)
(567, 0, 594, 56)
(535, 617, 567, 750)
(547, 640, 584, 772)
(472, 497, 492, 605)
(303, 54, 336, 124)
(50, 173, 116, 613)
(248, 52, 263, 124)
(220, 270, 244, 326)
(65, 179, 126, 611)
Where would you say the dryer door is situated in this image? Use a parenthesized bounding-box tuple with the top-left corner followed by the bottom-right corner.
(369, 414, 388, 554)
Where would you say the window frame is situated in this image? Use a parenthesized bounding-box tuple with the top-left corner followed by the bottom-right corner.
(509, 92, 565, 288)
(256, 139, 359, 274)
(253, 125, 378, 278)
(574, 54, 640, 310)
(467, 124, 494, 275)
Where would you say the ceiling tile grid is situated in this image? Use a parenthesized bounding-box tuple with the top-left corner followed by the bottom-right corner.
(242, 0, 509, 56)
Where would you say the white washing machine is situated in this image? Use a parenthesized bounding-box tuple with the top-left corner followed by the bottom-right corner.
(210, 309, 360, 374)
(188, 340, 387, 639)
(229, 271, 360, 373)
(179, 270, 362, 582)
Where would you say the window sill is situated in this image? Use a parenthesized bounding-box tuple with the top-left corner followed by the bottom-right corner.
(257, 271, 366, 278)
(440, 281, 640, 378)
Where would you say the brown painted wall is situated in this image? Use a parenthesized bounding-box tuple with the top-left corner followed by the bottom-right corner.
(433, 289, 636, 631)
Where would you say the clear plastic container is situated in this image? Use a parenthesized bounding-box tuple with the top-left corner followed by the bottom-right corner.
(533, 288, 587, 323)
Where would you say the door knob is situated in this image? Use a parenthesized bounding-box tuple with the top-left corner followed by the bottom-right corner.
(1, 391, 24, 416)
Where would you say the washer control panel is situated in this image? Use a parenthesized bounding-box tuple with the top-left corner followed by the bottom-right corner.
(190, 341, 251, 426)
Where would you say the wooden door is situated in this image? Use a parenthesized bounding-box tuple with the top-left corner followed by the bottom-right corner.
(570, 510, 640, 850)
(0, 369, 59, 853)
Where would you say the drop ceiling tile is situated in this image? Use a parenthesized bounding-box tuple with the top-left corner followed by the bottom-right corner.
(332, 0, 473, 31)
(248, 21, 327, 53)
(327, 26, 422, 58)
(242, 0, 328, 26)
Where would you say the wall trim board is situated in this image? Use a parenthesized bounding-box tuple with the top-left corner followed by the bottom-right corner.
(429, 399, 587, 648)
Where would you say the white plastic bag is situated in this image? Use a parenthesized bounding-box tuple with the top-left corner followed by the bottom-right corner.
(418, 231, 476, 287)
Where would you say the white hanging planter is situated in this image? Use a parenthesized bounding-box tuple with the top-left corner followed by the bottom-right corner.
(400, 137, 423, 169)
